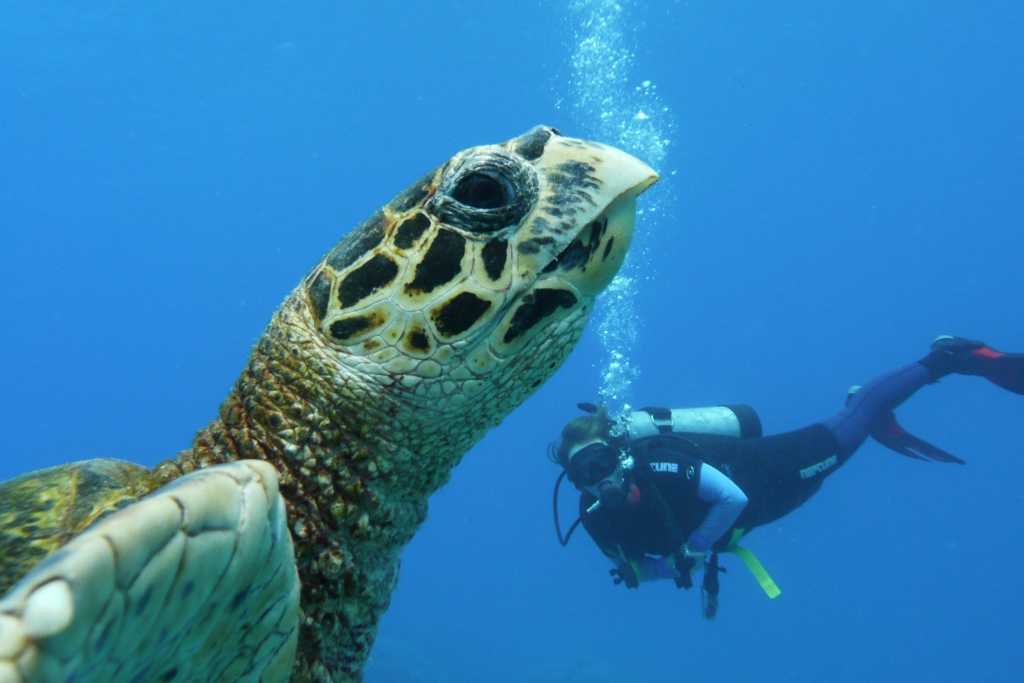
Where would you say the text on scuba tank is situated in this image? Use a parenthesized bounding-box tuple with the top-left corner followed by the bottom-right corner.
(649, 462, 679, 473)
(799, 455, 838, 480)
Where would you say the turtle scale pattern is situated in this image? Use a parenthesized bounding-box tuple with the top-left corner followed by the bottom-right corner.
(0, 126, 658, 683)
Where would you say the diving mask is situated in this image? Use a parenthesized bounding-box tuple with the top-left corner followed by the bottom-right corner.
(566, 441, 621, 487)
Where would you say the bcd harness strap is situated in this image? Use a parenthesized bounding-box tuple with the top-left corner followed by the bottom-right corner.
(631, 455, 695, 589)
(640, 406, 674, 434)
(723, 528, 782, 599)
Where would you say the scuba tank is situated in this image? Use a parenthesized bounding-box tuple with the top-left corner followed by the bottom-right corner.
(626, 404, 762, 441)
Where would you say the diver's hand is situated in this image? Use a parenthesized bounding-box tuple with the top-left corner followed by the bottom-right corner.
(610, 563, 640, 589)
(672, 546, 702, 589)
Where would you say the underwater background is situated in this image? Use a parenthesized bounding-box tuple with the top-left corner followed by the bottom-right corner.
(1, 1, 1022, 681)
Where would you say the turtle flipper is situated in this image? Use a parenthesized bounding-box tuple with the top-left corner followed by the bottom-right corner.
(0, 460, 300, 683)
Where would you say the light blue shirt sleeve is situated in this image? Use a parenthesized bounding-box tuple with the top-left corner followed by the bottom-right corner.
(687, 463, 748, 551)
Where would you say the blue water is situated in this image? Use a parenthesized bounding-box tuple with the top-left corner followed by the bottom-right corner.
(2, 2, 1022, 681)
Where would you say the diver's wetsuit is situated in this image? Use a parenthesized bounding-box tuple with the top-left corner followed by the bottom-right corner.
(581, 361, 939, 563)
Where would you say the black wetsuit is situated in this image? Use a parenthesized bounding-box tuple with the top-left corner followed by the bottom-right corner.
(580, 425, 843, 558)
(580, 355, 963, 564)
(576, 339, 1024, 586)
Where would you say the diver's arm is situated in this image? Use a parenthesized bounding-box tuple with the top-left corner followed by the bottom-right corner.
(688, 464, 748, 552)
(610, 554, 677, 583)
(603, 549, 676, 584)
(629, 554, 709, 584)
(639, 556, 675, 582)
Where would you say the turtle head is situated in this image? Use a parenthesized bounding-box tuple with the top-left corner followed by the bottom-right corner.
(299, 126, 657, 444)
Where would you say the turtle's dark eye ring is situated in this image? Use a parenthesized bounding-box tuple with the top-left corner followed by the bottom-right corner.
(430, 149, 539, 234)
(450, 172, 516, 210)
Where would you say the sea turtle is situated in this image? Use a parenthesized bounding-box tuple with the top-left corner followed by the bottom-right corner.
(0, 126, 657, 683)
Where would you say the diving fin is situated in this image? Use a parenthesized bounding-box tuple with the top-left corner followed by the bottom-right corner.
(871, 411, 966, 464)
(846, 385, 965, 464)
(930, 336, 1024, 396)
(974, 347, 1024, 396)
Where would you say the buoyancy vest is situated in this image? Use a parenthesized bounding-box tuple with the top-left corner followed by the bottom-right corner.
(585, 431, 783, 600)
(579, 442, 710, 559)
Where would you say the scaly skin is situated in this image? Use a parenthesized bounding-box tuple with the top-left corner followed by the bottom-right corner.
(0, 127, 658, 683)
(152, 291, 595, 681)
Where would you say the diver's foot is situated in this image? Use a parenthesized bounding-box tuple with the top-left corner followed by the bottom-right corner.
(926, 335, 990, 375)
(921, 335, 1024, 395)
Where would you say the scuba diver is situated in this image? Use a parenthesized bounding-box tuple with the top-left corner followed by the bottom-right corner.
(549, 336, 1024, 619)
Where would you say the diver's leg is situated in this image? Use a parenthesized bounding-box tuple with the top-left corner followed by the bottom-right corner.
(818, 363, 932, 459)
(732, 361, 939, 533)
(820, 336, 1022, 459)
(725, 337, 1021, 535)
(724, 425, 841, 534)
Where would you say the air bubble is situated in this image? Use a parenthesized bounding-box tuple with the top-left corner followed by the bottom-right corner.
(560, 0, 677, 417)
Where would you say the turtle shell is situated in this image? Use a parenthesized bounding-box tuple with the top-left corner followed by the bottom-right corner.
(0, 459, 156, 596)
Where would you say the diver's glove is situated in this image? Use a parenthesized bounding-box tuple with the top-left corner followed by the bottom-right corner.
(610, 562, 640, 589)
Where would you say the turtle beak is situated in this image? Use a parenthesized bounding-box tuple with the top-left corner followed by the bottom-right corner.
(566, 186, 641, 298)
(580, 141, 660, 203)
(530, 139, 659, 297)
(536, 136, 659, 219)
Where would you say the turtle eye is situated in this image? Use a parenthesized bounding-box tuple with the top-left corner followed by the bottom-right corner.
(450, 172, 516, 210)
(429, 149, 538, 234)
